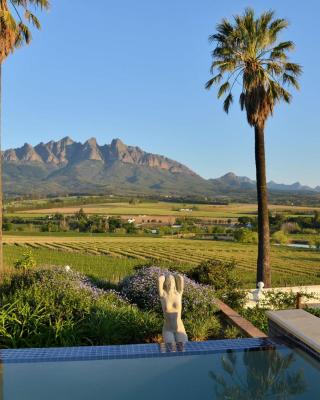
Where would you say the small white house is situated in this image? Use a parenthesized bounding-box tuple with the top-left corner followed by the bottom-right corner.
(127, 218, 135, 224)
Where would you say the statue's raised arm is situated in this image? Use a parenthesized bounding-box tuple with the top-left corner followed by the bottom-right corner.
(175, 274, 184, 294)
(158, 275, 165, 298)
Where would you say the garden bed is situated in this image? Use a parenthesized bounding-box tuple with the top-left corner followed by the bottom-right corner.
(0, 265, 239, 348)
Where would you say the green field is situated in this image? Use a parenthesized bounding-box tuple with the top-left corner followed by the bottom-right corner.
(4, 235, 320, 287)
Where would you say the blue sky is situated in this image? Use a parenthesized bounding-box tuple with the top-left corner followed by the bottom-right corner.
(3, 0, 319, 186)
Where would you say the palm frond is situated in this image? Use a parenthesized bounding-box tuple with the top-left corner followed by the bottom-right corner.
(239, 92, 246, 110)
(266, 61, 283, 75)
(271, 41, 295, 54)
(223, 93, 233, 113)
(12, 0, 50, 10)
(217, 82, 230, 98)
(282, 73, 300, 89)
(258, 10, 275, 31)
(268, 18, 289, 39)
(205, 74, 222, 89)
(280, 87, 292, 103)
(216, 18, 234, 37)
(25, 10, 41, 29)
(17, 21, 31, 43)
(284, 62, 302, 75)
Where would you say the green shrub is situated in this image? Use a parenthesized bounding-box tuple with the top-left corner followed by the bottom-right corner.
(240, 290, 319, 334)
(3, 222, 13, 231)
(187, 259, 247, 310)
(271, 230, 289, 245)
(223, 325, 243, 339)
(240, 307, 269, 333)
(234, 228, 258, 244)
(14, 250, 36, 273)
(302, 228, 317, 234)
(240, 291, 297, 334)
(306, 307, 320, 318)
(260, 290, 296, 309)
(184, 315, 221, 341)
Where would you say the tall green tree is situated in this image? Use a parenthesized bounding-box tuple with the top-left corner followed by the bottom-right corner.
(206, 8, 301, 287)
(0, 0, 49, 272)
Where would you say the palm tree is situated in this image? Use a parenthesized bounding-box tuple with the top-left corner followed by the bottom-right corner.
(206, 8, 301, 287)
(0, 0, 49, 272)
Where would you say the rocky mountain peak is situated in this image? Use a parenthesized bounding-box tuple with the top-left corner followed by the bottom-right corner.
(82, 137, 103, 161)
(15, 143, 43, 162)
(110, 138, 127, 152)
(60, 136, 74, 145)
(86, 137, 98, 145)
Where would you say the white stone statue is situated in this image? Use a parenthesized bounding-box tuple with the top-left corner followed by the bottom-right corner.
(158, 274, 188, 344)
(252, 281, 265, 302)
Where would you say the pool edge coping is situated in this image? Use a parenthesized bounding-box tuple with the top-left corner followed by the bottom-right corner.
(0, 337, 277, 364)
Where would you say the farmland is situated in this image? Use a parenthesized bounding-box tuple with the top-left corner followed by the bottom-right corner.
(7, 200, 320, 219)
(4, 235, 320, 287)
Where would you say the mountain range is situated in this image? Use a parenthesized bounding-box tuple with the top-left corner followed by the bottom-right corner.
(3, 137, 319, 197)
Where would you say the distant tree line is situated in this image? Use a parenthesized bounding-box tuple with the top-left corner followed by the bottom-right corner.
(3, 209, 138, 234)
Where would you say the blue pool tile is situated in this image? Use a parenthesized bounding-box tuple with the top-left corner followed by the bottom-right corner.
(0, 337, 280, 364)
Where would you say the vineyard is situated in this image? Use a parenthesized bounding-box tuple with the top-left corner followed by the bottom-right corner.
(4, 236, 320, 286)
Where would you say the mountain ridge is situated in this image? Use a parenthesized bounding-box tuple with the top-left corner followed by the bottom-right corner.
(3, 137, 197, 176)
(3, 137, 319, 196)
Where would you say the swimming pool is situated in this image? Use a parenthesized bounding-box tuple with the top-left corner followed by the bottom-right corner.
(1, 338, 319, 399)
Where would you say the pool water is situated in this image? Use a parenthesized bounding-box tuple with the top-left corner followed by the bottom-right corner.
(1, 340, 319, 399)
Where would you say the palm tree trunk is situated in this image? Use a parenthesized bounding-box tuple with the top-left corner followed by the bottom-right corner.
(254, 123, 271, 287)
(0, 62, 2, 278)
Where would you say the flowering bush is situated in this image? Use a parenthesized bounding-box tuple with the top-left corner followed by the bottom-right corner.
(120, 266, 164, 312)
(120, 266, 217, 314)
(120, 266, 220, 340)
